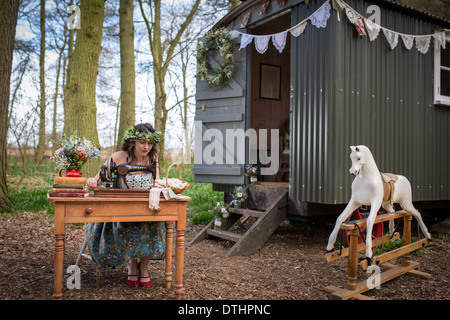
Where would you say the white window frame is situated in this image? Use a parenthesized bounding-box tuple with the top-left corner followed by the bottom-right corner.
(434, 31, 450, 106)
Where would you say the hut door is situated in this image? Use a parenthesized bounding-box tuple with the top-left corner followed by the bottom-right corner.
(250, 14, 291, 183)
(193, 43, 248, 185)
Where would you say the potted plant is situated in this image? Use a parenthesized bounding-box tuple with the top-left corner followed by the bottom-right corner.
(246, 164, 259, 184)
(50, 131, 100, 177)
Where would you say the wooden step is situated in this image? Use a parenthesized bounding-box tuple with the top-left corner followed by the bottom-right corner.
(228, 207, 265, 218)
(207, 229, 242, 242)
(188, 186, 288, 258)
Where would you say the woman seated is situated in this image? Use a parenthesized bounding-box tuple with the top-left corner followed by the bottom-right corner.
(86, 123, 162, 288)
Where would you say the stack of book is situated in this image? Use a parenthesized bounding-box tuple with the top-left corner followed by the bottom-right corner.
(48, 177, 89, 198)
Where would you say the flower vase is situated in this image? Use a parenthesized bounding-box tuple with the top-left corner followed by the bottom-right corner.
(234, 200, 242, 208)
(59, 169, 82, 177)
(222, 211, 229, 219)
(250, 176, 257, 184)
(214, 218, 222, 230)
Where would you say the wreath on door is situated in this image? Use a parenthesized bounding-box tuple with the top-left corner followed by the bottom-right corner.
(197, 28, 237, 86)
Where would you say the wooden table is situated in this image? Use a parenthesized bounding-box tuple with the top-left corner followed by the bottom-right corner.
(48, 194, 191, 300)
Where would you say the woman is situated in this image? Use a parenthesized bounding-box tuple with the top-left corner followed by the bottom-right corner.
(86, 123, 163, 288)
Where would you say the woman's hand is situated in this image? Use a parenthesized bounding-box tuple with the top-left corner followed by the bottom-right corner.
(86, 177, 98, 190)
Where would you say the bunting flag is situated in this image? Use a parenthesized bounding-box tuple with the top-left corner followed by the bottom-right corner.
(309, 0, 331, 28)
(232, 0, 446, 55)
(364, 19, 380, 42)
(401, 34, 414, 50)
(277, 0, 287, 8)
(289, 20, 308, 37)
(240, 11, 251, 28)
(340, 0, 446, 54)
(260, 1, 270, 16)
(355, 18, 366, 36)
(235, 0, 331, 54)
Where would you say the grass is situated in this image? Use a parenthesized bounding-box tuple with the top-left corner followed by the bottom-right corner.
(2, 158, 223, 225)
(373, 235, 437, 257)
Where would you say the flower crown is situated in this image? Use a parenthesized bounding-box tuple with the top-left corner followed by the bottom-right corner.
(122, 125, 161, 144)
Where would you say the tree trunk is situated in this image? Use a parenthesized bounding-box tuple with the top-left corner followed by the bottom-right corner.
(52, 44, 65, 151)
(67, 0, 105, 177)
(0, 0, 21, 211)
(116, 0, 135, 151)
(63, 1, 75, 135)
(34, 0, 46, 166)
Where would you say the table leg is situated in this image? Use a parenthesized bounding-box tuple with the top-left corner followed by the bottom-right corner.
(165, 221, 174, 289)
(54, 203, 65, 299)
(174, 229, 185, 300)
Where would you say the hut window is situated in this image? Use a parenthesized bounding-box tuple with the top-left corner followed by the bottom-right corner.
(434, 32, 450, 106)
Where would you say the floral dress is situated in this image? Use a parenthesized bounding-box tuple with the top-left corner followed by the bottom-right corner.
(85, 173, 166, 269)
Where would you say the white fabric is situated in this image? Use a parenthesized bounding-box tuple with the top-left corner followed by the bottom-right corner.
(383, 29, 398, 50)
(415, 36, 431, 54)
(401, 34, 414, 50)
(309, 0, 331, 28)
(289, 21, 307, 37)
(272, 31, 287, 53)
(229, 30, 240, 39)
(364, 19, 380, 42)
(433, 32, 446, 49)
(344, 7, 358, 24)
(148, 187, 180, 211)
(255, 35, 271, 54)
(156, 178, 189, 190)
(239, 33, 254, 50)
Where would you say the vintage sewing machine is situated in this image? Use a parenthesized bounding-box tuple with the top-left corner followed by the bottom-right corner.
(99, 156, 156, 189)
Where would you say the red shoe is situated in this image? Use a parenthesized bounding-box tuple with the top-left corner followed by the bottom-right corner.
(139, 276, 153, 288)
(127, 274, 140, 288)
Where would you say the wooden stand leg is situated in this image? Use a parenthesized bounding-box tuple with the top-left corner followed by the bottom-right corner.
(53, 204, 65, 299)
(174, 229, 185, 300)
(165, 221, 174, 289)
(346, 228, 359, 291)
(402, 214, 412, 266)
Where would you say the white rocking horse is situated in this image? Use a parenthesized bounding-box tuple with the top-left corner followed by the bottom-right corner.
(326, 145, 432, 262)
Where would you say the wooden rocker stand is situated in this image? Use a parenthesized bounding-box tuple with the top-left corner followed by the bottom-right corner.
(324, 210, 432, 300)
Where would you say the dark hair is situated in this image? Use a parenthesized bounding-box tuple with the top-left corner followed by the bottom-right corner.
(121, 123, 159, 164)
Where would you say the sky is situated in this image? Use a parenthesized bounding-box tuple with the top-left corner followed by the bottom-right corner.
(10, 0, 217, 153)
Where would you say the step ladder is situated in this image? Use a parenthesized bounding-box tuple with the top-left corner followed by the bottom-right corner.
(189, 185, 288, 258)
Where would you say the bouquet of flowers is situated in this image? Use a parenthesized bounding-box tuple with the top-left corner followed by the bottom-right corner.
(232, 185, 247, 208)
(246, 164, 259, 183)
(50, 131, 100, 170)
(211, 201, 229, 219)
(245, 164, 258, 177)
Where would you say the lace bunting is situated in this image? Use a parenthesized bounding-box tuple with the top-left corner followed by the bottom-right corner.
(255, 36, 271, 54)
(383, 29, 399, 50)
(233, 0, 444, 55)
(289, 21, 307, 37)
(309, 1, 331, 28)
(364, 19, 380, 42)
(401, 34, 414, 50)
(239, 33, 254, 50)
(434, 32, 446, 49)
(344, 7, 358, 24)
(415, 36, 431, 55)
(272, 32, 288, 53)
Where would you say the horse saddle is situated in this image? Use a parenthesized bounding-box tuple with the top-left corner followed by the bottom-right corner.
(380, 172, 398, 205)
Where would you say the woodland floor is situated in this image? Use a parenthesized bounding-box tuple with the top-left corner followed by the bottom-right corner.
(0, 211, 449, 302)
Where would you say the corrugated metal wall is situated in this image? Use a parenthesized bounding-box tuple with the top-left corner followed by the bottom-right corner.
(290, 0, 450, 205)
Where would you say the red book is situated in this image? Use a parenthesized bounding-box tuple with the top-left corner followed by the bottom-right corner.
(48, 192, 90, 198)
(51, 188, 87, 193)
